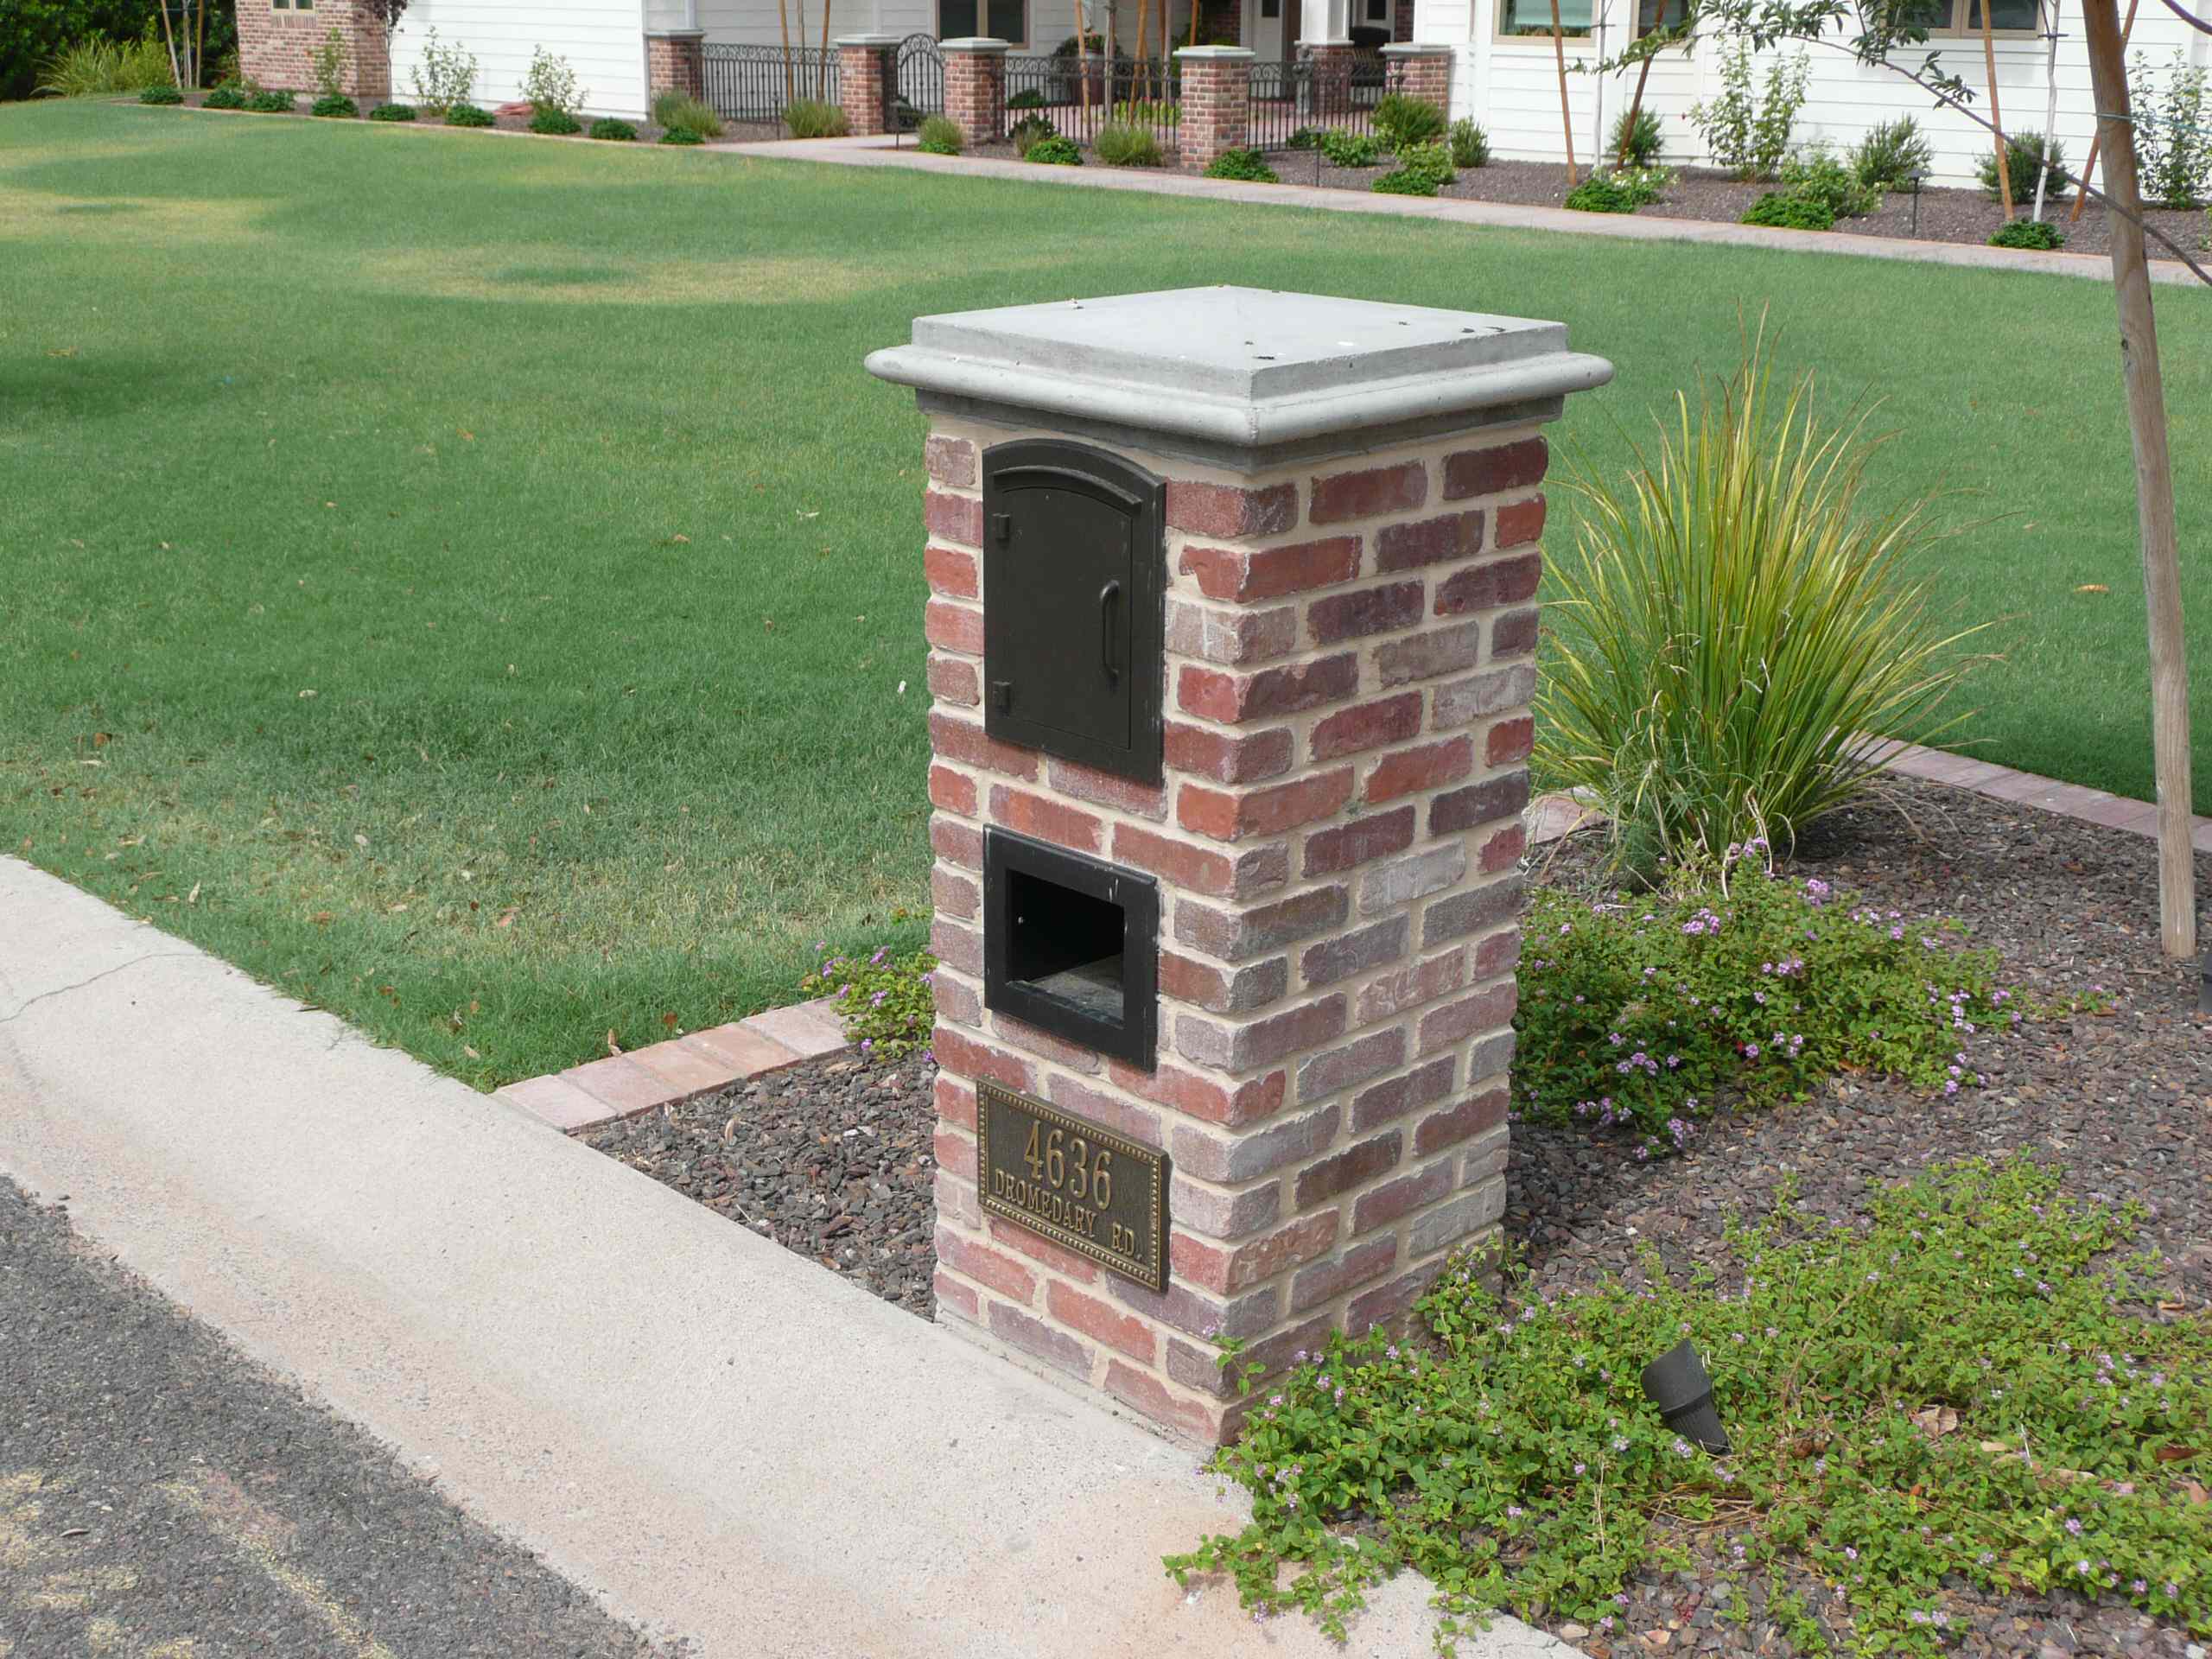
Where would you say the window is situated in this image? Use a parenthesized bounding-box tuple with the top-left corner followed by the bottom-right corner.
(1497, 0, 1594, 38)
(938, 0, 1026, 42)
(1366, 0, 1389, 16)
(1262, 0, 1281, 16)
(270, 0, 315, 10)
(1634, 0, 1686, 34)
(1889, 0, 2041, 31)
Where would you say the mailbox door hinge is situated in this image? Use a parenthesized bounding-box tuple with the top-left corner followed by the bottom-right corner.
(992, 679, 1014, 714)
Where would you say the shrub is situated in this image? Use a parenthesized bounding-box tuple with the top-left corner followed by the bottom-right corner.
(1111, 99, 1178, 126)
(36, 28, 172, 98)
(588, 116, 636, 140)
(799, 945, 938, 1060)
(367, 102, 416, 121)
(1371, 138, 1452, 195)
(245, 88, 295, 113)
(1689, 40, 1806, 179)
(1204, 146, 1277, 182)
(1977, 130, 2069, 203)
(1171, 1158, 2210, 1653)
(1319, 127, 1380, 168)
(310, 93, 357, 118)
(1027, 133, 1082, 166)
(444, 101, 493, 127)
(1850, 115, 1931, 189)
(139, 82, 183, 105)
(2130, 50, 2211, 207)
(308, 26, 347, 99)
(1535, 340, 1982, 872)
(1007, 86, 1047, 109)
(202, 81, 246, 110)
(658, 124, 703, 144)
(1565, 173, 1639, 213)
(1008, 112, 1057, 156)
(1778, 143, 1879, 218)
(652, 90, 723, 137)
(1609, 104, 1663, 166)
(522, 46, 584, 118)
(410, 26, 477, 115)
(1740, 189, 1834, 229)
(1448, 118, 1489, 168)
(1991, 216, 2066, 250)
(528, 106, 581, 136)
(784, 97, 849, 138)
(1287, 125, 1324, 149)
(1095, 121, 1161, 167)
(917, 112, 963, 154)
(1373, 92, 1445, 154)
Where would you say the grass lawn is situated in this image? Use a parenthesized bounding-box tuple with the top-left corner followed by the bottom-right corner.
(3, 99, 2206, 1089)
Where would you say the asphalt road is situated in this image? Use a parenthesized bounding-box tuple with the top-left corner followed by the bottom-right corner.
(0, 1178, 680, 1659)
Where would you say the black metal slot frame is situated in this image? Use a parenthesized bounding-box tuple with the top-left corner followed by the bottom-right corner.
(984, 828, 1158, 1071)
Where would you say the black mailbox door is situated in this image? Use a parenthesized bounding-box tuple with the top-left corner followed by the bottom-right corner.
(982, 441, 1164, 785)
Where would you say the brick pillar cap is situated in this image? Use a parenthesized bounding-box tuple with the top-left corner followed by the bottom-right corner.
(1379, 40, 1454, 53)
(645, 27, 707, 38)
(836, 30, 907, 44)
(1174, 44, 1256, 57)
(868, 285, 1613, 470)
(939, 35, 1012, 51)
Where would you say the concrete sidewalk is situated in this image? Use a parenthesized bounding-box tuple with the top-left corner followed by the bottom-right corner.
(0, 856, 1573, 1659)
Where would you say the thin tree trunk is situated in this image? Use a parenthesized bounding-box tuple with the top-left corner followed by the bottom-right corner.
(1134, 0, 1149, 111)
(195, 0, 207, 88)
(1980, 0, 2014, 216)
(1076, 0, 1092, 118)
(2072, 0, 2140, 223)
(1550, 0, 1578, 185)
(2033, 0, 2061, 219)
(2082, 0, 2197, 959)
(817, 0, 830, 99)
(1618, 45, 1655, 167)
(155, 0, 182, 89)
(779, 0, 796, 105)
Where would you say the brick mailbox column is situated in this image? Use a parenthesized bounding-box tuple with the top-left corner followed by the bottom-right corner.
(645, 29, 708, 102)
(1380, 41, 1452, 120)
(868, 288, 1611, 1446)
(836, 33, 902, 137)
(1175, 47, 1254, 171)
(941, 37, 1008, 146)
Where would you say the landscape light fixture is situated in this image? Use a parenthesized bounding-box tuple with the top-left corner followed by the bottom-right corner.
(1908, 169, 1927, 236)
(1640, 1339, 1731, 1453)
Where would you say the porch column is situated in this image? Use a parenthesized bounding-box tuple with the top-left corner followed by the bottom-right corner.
(942, 37, 1008, 146)
(837, 32, 904, 136)
(1380, 41, 1451, 119)
(644, 29, 708, 103)
(1174, 46, 1254, 170)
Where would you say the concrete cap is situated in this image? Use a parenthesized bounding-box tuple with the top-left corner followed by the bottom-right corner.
(868, 285, 1613, 467)
(835, 30, 907, 44)
(644, 27, 707, 38)
(938, 35, 1011, 51)
(1379, 40, 1454, 53)
(1173, 44, 1256, 57)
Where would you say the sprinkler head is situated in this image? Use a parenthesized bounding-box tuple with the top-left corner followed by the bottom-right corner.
(1641, 1339, 1731, 1454)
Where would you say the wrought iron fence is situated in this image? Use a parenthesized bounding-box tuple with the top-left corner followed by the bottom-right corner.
(1001, 52, 1180, 151)
(1246, 53, 1384, 151)
(701, 42, 842, 124)
(893, 32, 944, 134)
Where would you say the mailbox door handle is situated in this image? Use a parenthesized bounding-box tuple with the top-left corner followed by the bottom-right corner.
(1099, 581, 1122, 688)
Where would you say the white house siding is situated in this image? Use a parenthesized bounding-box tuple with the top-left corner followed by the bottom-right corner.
(1423, 0, 2211, 188)
(390, 0, 652, 119)
(695, 0, 1193, 57)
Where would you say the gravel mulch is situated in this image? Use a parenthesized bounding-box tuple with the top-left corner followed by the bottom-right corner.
(583, 1049, 940, 1317)
(156, 92, 783, 144)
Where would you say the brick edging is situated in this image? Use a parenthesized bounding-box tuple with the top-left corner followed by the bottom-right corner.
(495, 995, 851, 1133)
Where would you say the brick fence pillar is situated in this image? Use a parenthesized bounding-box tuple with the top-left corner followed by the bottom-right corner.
(1380, 41, 1452, 122)
(1303, 39, 1358, 121)
(238, 0, 389, 98)
(868, 289, 1613, 1446)
(1174, 47, 1253, 171)
(645, 30, 707, 103)
(942, 37, 1007, 146)
(836, 32, 902, 136)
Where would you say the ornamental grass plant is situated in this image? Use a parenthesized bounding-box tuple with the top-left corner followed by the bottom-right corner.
(1535, 334, 1985, 874)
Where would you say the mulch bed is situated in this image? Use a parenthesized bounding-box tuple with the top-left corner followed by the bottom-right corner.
(156, 92, 783, 144)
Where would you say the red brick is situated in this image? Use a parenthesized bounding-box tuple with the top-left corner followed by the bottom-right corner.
(1441, 437, 1548, 501)
(1103, 1360, 1221, 1441)
(1495, 495, 1547, 548)
(1413, 1086, 1509, 1156)
(932, 1126, 978, 1180)
(1164, 1313, 1335, 1398)
(1160, 950, 1288, 1014)
(1311, 693, 1423, 762)
(1165, 722, 1295, 785)
(1348, 1262, 1442, 1336)
(1296, 1027, 1409, 1105)
(1421, 872, 1525, 948)
(987, 1300, 1094, 1378)
(925, 434, 977, 487)
(1486, 717, 1535, 767)
(989, 1008, 1106, 1075)
(936, 1224, 1037, 1300)
(937, 1168, 981, 1227)
(929, 709, 1039, 780)
(1171, 1103, 1338, 1184)
(924, 599, 983, 655)
(1050, 758, 1167, 820)
(1166, 478, 1298, 538)
(1310, 461, 1427, 525)
(1169, 1174, 1284, 1241)
(989, 785, 1103, 853)
(1375, 509, 1484, 573)
(1300, 915, 1409, 989)
(1105, 1061, 1286, 1129)
(924, 489, 983, 545)
(1308, 581, 1423, 645)
(1166, 601, 1300, 667)
(1112, 822, 1285, 899)
(1289, 1235, 1399, 1314)
(935, 1072, 978, 1130)
(1474, 925, 1523, 978)
(931, 1025, 1036, 1092)
(931, 865, 978, 920)
(1351, 1159, 1455, 1231)
(933, 1268, 982, 1322)
(1176, 655, 1357, 724)
(1175, 995, 1347, 1073)
(1491, 607, 1540, 659)
(931, 916, 982, 975)
(1430, 772, 1531, 836)
(988, 1215, 1102, 1285)
(1172, 1209, 1339, 1294)
(931, 813, 983, 868)
(1364, 736, 1474, 804)
(1303, 804, 1416, 877)
(929, 764, 977, 817)
(1047, 1281, 1156, 1361)
(1177, 769, 1353, 842)
(1478, 822, 1528, 873)
(1349, 1055, 1456, 1131)
(1041, 1073, 1168, 1148)
(1179, 536, 1359, 601)
(1294, 1128, 1403, 1207)
(1435, 554, 1542, 618)
(1173, 884, 1348, 962)
(1356, 948, 1467, 1024)
(1375, 620, 1484, 688)
(927, 652, 980, 707)
(1416, 982, 1519, 1057)
(924, 543, 978, 599)
(1433, 663, 1535, 729)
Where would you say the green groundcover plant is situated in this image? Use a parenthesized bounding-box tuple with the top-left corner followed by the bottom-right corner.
(1167, 1158, 2212, 1655)
(799, 945, 937, 1059)
(1204, 146, 1275, 181)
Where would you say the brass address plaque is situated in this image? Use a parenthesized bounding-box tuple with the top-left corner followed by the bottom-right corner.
(977, 1080, 1167, 1292)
